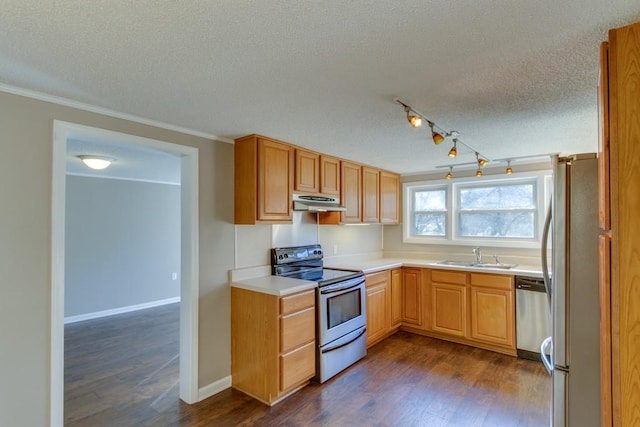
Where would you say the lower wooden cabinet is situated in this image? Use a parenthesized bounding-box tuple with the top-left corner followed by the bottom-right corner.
(231, 287, 316, 405)
(431, 282, 468, 338)
(401, 268, 423, 326)
(365, 270, 390, 347)
(390, 268, 402, 327)
(469, 273, 515, 348)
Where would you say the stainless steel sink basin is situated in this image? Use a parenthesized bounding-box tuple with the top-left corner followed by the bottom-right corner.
(437, 260, 518, 269)
(437, 260, 476, 267)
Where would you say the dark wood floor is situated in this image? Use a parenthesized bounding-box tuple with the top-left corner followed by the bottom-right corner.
(65, 304, 550, 426)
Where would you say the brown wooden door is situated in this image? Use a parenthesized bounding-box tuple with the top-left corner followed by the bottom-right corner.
(470, 287, 514, 347)
(362, 166, 380, 223)
(320, 155, 340, 196)
(341, 161, 362, 223)
(380, 171, 400, 224)
(401, 268, 422, 326)
(431, 282, 467, 338)
(390, 268, 402, 328)
(258, 138, 293, 222)
(295, 149, 319, 194)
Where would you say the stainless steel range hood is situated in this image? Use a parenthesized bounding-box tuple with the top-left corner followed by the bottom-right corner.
(292, 194, 346, 212)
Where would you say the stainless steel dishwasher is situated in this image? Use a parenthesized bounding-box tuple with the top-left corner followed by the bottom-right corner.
(515, 276, 551, 361)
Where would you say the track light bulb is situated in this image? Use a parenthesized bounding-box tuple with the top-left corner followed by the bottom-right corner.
(476, 169, 483, 177)
(445, 166, 453, 180)
(506, 161, 513, 175)
(478, 158, 488, 167)
(448, 139, 458, 158)
(428, 122, 445, 144)
(405, 107, 423, 128)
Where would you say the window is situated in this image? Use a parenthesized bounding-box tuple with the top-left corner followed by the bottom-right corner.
(403, 171, 550, 248)
(457, 182, 536, 238)
(411, 187, 447, 237)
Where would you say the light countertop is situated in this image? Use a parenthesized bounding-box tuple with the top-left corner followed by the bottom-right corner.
(231, 275, 317, 297)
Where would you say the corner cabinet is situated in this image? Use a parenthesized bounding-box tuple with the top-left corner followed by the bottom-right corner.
(231, 288, 316, 406)
(380, 171, 400, 224)
(234, 135, 294, 224)
(401, 268, 423, 327)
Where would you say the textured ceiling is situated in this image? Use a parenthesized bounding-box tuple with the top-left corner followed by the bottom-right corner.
(2, 1, 639, 174)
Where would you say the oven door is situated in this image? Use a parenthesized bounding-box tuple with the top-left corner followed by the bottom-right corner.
(318, 275, 366, 345)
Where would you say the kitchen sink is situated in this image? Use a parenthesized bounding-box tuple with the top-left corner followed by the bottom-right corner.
(437, 260, 518, 269)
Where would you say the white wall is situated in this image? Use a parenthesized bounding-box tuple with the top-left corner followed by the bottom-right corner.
(65, 175, 180, 317)
(0, 90, 234, 427)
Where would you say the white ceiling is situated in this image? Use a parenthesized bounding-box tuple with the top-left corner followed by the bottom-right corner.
(2, 1, 639, 174)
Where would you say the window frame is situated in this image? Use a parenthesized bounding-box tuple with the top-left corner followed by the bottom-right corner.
(403, 170, 551, 249)
(409, 185, 449, 239)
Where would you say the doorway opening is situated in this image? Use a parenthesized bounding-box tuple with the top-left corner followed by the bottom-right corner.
(51, 121, 199, 426)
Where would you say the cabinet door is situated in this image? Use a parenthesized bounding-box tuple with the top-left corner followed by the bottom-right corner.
(390, 269, 402, 327)
(258, 138, 293, 221)
(380, 171, 400, 224)
(320, 155, 340, 196)
(295, 149, 319, 194)
(470, 287, 514, 347)
(362, 166, 380, 223)
(431, 282, 467, 337)
(401, 268, 422, 326)
(280, 341, 315, 392)
(598, 42, 611, 231)
(366, 282, 388, 347)
(280, 307, 315, 353)
(341, 161, 362, 223)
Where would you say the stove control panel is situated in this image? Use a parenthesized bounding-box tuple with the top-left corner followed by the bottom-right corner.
(271, 244, 323, 265)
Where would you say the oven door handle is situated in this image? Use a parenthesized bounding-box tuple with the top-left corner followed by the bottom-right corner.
(320, 278, 365, 295)
(321, 327, 366, 354)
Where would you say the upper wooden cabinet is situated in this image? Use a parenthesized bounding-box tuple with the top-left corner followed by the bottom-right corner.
(320, 155, 341, 196)
(235, 135, 294, 224)
(341, 161, 362, 223)
(295, 149, 320, 194)
(380, 171, 400, 224)
(362, 166, 380, 223)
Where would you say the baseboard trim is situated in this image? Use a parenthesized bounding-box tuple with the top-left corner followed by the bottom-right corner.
(198, 376, 232, 401)
(64, 297, 181, 324)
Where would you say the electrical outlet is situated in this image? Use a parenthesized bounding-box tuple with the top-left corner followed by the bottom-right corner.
(172, 272, 178, 280)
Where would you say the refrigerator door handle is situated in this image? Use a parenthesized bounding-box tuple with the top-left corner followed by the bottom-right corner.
(541, 198, 552, 308)
(541, 336, 554, 375)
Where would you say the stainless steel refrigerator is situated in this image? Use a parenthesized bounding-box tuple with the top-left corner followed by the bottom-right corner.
(540, 154, 600, 426)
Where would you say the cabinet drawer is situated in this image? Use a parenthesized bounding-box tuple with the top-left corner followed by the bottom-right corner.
(280, 341, 315, 392)
(280, 289, 315, 315)
(469, 273, 513, 290)
(365, 270, 389, 288)
(280, 307, 315, 353)
(432, 269, 467, 285)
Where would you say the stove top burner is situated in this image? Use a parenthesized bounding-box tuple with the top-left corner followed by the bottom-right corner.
(271, 244, 362, 285)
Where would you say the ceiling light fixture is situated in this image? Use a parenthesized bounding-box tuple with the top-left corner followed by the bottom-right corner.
(476, 152, 488, 168)
(78, 155, 114, 170)
(448, 139, 458, 158)
(505, 160, 513, 175)
(405, 106, 423, 128)
(445, 166, 453, 180)
(394, 98, 490, 164)
(476, 169, 483, 177)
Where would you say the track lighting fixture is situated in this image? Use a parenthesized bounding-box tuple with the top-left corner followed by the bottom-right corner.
(405, 106, 423, 128)
(445, 166, 453, 180)
(448, 139, 458, 158)
(505, 160, 513, 175)
(428, 121, 445, 145)
(476, 169, 483, 177)
(394, 97, 490, 165)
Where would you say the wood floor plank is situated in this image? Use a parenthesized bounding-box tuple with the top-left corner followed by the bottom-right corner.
(65, 304, 549, 426)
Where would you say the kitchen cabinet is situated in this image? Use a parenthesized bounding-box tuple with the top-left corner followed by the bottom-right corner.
(362, 166, 380, 223)
(380, 171, 400, 224)
(390, 268, 402, 328)
(231, 288, 315, 405)
(340, 161, 362, 223)
(430, 270, 467, 338)
(598, 21, 640, 427)
(295, 149, 320, 194)
(401, 268, 423, 327)
(320, 155, 341, 196)
(469, 273, 514, 348)
(365, 270, 390, 347)
(234, 135, 294, 224)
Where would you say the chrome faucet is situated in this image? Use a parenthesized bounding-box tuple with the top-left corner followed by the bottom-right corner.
(472, 247, 483, 264)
